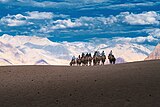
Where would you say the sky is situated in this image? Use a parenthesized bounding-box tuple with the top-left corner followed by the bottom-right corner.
(0, 0, 160, 46)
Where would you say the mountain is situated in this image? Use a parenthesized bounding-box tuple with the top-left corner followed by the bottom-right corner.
(0, 34, 152, 65)
(99, 43, 151, 62)
(35, 59, 49, 65)
(0, 34, 70, 65)
(115, 57, 126, 64)
(0, 58, 12, 65)
(145, 43, 160, 60)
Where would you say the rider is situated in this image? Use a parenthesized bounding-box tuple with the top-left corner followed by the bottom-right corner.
(101, 51, 105, 56)
(94, 51, 97, 57)
(86, 53, 89, 57)
(97, 51, 100, 56)
(109, 50, 112, 56)
(78, 55, 81, 59)
(72, 56, 76, 61)
(82, 53, 85, 57)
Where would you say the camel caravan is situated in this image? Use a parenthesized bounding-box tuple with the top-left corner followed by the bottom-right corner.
(70, 50, 116, 66)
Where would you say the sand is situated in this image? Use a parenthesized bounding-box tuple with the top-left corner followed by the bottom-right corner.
(0, 60, 160, 107)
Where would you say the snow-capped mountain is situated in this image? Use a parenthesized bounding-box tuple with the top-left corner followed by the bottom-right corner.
(0, 34, 70, 65)
(145, 43, 160, 60)
(35, 59, 49, 65)
(98, 43, 151, 62)
(0, 34, 152, 65)
(115, 57, 126, 64)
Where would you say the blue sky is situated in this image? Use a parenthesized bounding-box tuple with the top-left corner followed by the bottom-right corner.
(0, 0, 160, 46)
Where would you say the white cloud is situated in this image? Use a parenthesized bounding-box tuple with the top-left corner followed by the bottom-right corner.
(147, 28, 160, 39)
(89, 27, 160, 45)
(114, 36, 158, 44)
(18, 0, 71, 8)
(38, 11, 160, 33)
(26, 11, 53, 19)
(31, 1, 62, 7)
(54, 14, 70, 18)
(0, 14, 27, 26)
(14, 14, 26, 19)
(74, 11, 159, 26)
(0, 11, 56, 26)
(18, 0, 108, 7)
(105, 2, 156, 9)
(39, 16, 117, 33)
(49, 11, 159, 31)
(52, 19, 82, 30)
(76, 11, 160, 27)
(122, 11, 160, 25)
(39, 19, 82, 32)
(76, 16, 117, 26)
(80, 1, 160, 11)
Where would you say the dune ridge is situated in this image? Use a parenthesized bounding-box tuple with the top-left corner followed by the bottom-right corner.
(0, 60, 160, 107)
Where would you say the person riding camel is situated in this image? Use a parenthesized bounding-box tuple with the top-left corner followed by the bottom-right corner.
(101, 51, 105, 56)
(72, 56, 76, 61)
(78, 55, 81, 59)
(108, 50, 116, 64)
(86, 53, 89, 57)
(70, 55, 76, 66)
(82, 53, 85, 58)
(93, 51, 97, 57)
(97, 51, 100, 56)
(109, 50, 112, 56)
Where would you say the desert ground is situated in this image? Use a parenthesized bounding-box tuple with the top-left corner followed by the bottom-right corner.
(0, 60, 160, 107)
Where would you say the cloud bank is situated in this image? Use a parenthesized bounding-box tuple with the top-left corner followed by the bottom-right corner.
(0, 0, 159, 49)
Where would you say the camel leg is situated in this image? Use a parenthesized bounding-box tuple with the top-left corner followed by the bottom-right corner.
(113, 61, 115, 64)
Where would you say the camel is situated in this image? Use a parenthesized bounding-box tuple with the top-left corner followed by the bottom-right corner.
(88, 56, 92, 66)
(69, 51, 108, 66)
(76, 58, 81, 66)
(108, 55, 116, 64)
(101, 55, 106, 65)
(93, 56, 101, 66)
(81, 56, 89, 66)
(70, 59, 76, 66)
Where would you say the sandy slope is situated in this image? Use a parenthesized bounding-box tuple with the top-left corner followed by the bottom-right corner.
(0, 60, 160, 107)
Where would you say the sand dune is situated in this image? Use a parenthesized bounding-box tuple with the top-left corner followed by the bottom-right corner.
(0, 60, 160, 107)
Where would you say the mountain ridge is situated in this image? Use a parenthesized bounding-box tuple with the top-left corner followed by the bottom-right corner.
(0, 34, 152, 65)
(145, 43, 160, 60)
